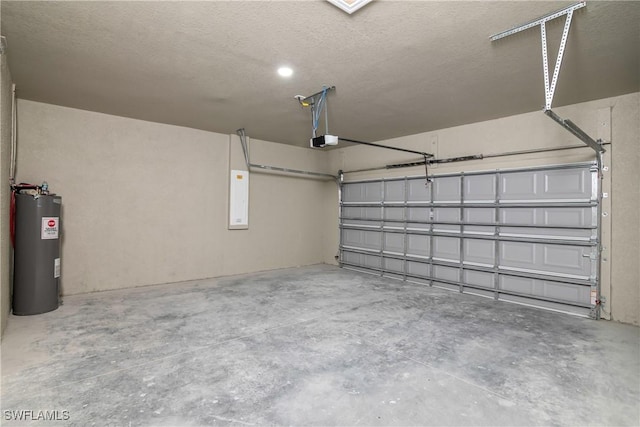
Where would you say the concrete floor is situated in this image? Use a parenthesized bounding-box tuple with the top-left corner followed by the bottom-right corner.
(1, 265, 638, 426)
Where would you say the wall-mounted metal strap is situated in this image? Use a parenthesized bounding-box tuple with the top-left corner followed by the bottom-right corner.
(544, 110, 605, 154)
(236, 128, 338, 181)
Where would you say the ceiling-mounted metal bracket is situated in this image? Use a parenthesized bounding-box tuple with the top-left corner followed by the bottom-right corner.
(544, 109, 605, 154)
(295, 86, 336, 139)
(490, 1, 586, 111)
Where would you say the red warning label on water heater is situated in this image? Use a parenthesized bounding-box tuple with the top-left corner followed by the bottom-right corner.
(41, 217, 59, 240)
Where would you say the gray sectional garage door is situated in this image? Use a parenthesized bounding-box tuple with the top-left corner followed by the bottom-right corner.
(340, 163, 600, 318)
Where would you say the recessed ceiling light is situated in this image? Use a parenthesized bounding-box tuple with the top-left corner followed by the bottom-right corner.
(278, 67, 293, 78)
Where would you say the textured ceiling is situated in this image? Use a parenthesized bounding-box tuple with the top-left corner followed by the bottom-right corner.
(1, 1, 638, 148)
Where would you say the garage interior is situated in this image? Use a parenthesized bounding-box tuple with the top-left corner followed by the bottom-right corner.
(1, 1, 639, 426)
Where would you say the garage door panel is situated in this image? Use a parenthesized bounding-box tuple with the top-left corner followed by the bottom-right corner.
(465, 208, 495, 224)
(542, 245, 592, 277)
(384, 207, 404, 221)
(407, 179, 431, 202)
(363, 254, 382, 269)
(500, 275, 537, 296)
(342, 206, 359, 218)
(464, 240, 495, 265)
(407, 261, 430, 277)
(407, 234, 429, 258)
(342, 229, 361, 248)
(500, 241, 536, 266)
(543, 168, 591, 199)
(340, 163, 599, 318)
(343, 182, 382, 203)
(433, 236, 460, 261)
(434, 265, 458, 282)
(343, 229, 381, 250)
(343, 251, 382, 269)
(499, 276, 591, 305)
(501, 208, 537, 225)
(384, 233, 404, 254)
(500, 242, 592, 278)
(500, 172, 538, 201)
(407, 207, 430, 222)
(501, 207, 594, 227)
(363, 232, 382, 250)
(434, 208, 460, 222)
(343, 206, 382, 221)
(464, 174, 496, 202)
(342, 251, 360, 265)
(384, 257, 404, 273)
(464, 270, 494, 289)
(384, 180, 405, 202)
(433, 177, 461, 202)
(543, 207, 594, 227)
(500, 168, 591, 201)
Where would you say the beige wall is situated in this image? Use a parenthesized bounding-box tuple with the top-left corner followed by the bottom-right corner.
(326, 92, 639, 325)
(15, 100, 332, 295)
(0, 53, 13, 336)
(609, 93, 640, 326)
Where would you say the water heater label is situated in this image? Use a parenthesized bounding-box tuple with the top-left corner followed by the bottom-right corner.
(54, 258, 61, 278)
(41, 217, 59, 240)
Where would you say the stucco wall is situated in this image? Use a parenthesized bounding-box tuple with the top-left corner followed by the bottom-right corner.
(15, 100, 332, 295)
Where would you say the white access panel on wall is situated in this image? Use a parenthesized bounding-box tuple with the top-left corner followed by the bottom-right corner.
(229, 170, 249, 230)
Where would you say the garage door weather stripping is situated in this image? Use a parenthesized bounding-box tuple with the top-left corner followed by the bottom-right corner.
(340, 163, 601, 319)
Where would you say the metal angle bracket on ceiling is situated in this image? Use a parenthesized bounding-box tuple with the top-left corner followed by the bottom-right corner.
(490, 2, 604, 155)
(490, 1, 586, 111)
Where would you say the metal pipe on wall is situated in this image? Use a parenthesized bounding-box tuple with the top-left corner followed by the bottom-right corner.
(10, 83, 17, 181)
(236, 129, 337, 181)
